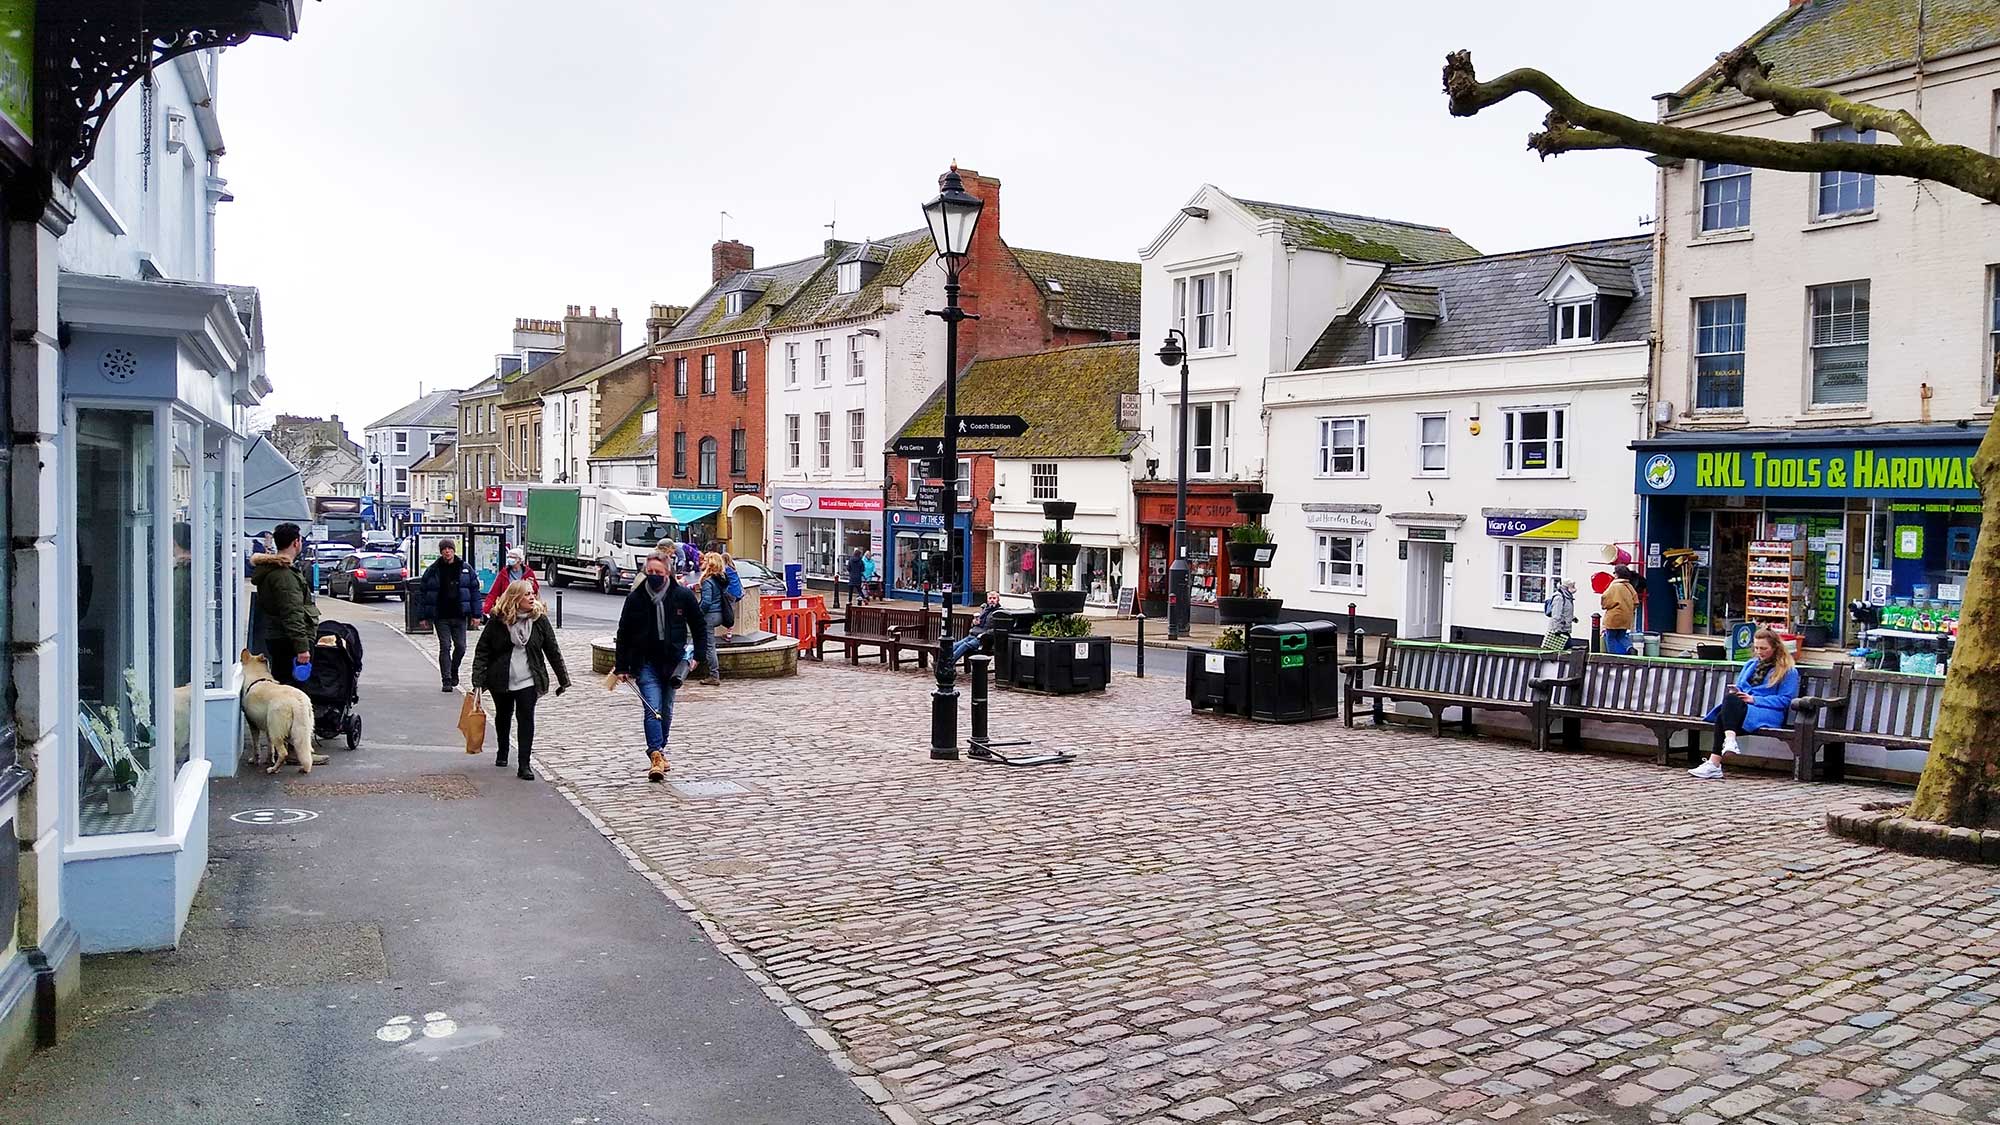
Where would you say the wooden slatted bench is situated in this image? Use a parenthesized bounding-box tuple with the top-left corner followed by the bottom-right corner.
(1535, 654, 1841, 775)
(1794, 667, 1942, 782)
(1342, 640, 1568, 734)
(813, 604, 965, 669)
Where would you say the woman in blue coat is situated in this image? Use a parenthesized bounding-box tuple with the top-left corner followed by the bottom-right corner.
(1691, 626, 1799, 780)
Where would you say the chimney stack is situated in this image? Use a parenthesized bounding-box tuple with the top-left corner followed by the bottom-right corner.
(712, 239, 755, 283)
(647, 303, 690, 343)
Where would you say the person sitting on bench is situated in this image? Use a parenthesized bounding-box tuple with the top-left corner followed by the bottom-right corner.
(951, 591, 1003, 662)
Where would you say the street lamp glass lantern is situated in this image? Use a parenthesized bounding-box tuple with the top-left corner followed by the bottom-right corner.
(1156, 332, 1185, 369)
(922, 169, 984, 259)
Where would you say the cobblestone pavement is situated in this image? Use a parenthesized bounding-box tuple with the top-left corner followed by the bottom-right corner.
(471, 626, 2000, 1125)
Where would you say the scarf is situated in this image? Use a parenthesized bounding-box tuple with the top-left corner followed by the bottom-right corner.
(646, 577, 671, 641)
(1750, 657, 1776, 689)
(508, 616, 535, 648)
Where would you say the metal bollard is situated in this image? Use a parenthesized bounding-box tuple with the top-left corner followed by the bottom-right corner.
(1590, 612, 1602, 654)
(1347, 603, 1360, 658)
(1134, 614, 1145, 679)
(969, 655, 991, 746)
(555, 591, 563, 629)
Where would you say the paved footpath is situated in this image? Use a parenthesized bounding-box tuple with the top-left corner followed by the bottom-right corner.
(4, 600, 884, 1125)
(507, 624, 2000, 1125)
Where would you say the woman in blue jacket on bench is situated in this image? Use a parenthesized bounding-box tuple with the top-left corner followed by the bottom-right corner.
(1691, 626, 1799, 780)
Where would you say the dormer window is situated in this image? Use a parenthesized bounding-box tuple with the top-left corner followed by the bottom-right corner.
(1372, 321, 1406, 361)
(726, 290, 750, 316)
(1555, 299, 1596, 344)
(837, 261, 861, 294)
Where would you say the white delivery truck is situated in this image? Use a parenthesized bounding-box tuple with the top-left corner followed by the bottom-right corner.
(522, 484, 681, 594)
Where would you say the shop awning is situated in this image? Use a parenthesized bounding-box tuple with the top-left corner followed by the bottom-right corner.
(242, 435, 310, 533)
(665, 489, 724, 527)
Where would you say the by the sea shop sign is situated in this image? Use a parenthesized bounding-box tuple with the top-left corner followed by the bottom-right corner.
(1637, 443, 1979, 498)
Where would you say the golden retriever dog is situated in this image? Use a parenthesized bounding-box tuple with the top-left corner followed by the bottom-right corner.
(240, 650, 319, 774)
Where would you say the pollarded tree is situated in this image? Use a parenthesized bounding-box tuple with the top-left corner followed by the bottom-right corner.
(1442, 47, 2000, 828)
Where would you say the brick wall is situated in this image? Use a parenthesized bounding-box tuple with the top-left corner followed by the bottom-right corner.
(885, 451, 995, 596)
(655, 335, 767, 492)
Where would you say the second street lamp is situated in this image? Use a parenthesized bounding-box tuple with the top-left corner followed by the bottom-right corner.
(1156, 329, 1192, 640)
(921, 167, 984, 760)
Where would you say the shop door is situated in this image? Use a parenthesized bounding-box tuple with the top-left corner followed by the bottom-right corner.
(1404, 541, 1445, 640)
(1709, 511, 1758, 630)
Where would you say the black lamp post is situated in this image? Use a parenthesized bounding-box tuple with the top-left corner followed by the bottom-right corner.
(368, 451, 384, 534)
(921, 167, 984, 760)
(1155, 329, 1192, 640)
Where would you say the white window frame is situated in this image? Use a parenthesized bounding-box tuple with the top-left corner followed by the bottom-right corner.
(1416, 413, 1448, 476)
(1316, 416, 1368, 478)
(1989, 266, 2000, 401)
(1314, 533, 1366, 593)
(1498, 541, 1565, 610)
(847, 335, 865, 382)
(906, 459, 920, 501)
(1554, 298, 1596, 345)
(701, 353, 717, 395)
(1030, 462, 1058, 501)
(785, 342, 799, 387)
(1698, 161, 1752, 233)
(847, 409, 865, 470)
(1501, 406, 1568, 478)
(785, 414, 801, 470)
(1172, 268, 1234, 354)
(393, 466, 409, 494)
(394, 430, 408, 454)
(1178, 401, 1231, 477)
(815, 412, 831, 470)
(1371, 320, 1405, 361)
(815, 339, 831, 385)
(726, 290, 749, 315)
(732, 348, 748, 393)
(1808, 280, 1871, 407)
(1693, 295, 1747, 411)
(955, 457, 971, 502)
(837, 261, 861, 294)
(1813, 125, 1877, 218)
(674, 357, 688, 397)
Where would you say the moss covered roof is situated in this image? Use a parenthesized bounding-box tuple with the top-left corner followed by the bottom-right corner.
(1007, 247, 1141, 335)
(661, 250, 833, 345)
(894, 341, 1140, 459)
(590, 398, 656, 461)
(766, 228, 937, 330)
(408, 444, 457, 474)
(1231, 196, 1477, 263)
(548, 342, 654, 394)
(1672, 0, 2000, 115)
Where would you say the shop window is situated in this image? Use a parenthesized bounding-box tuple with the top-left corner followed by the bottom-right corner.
(1002, 541, 1038, 595)
(1031, 462, 1059, 501)
(1501, 406, 1566, 476)
(1694, 295, 1746, 410)
(804, 519, 839, 578)
(1499, 541, 1563, 608)
(1177, 402, 1230, 477)
(1809, 281, 1870, 406)
(1417, 414, 1447, 475)
(1316, 533, 1365, 592)
(1699, 161, 1751, 232)
(1317, 416, 1367, 477)
(171, 419, 196, 774)
(785, 415, 801, 470)
(894, 529, 945, 589)
(204, 429, 229, 690)
(76, 408, 160, 836)
(1079, 547, 1122, 606)
(697, 437, 717, 487)
(815, 412, 831, 470)
(1814, 125, 1876, 218)
(840, 522, 871, 573)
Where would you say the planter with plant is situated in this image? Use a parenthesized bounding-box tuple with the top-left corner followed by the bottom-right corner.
(1185, 629, 1251, 715)
(1005, 500, 1111, 694)
(1037, 525, 1081, 568)
(1217, 505, 1283, 626)
(1225, 523, 1277, 568)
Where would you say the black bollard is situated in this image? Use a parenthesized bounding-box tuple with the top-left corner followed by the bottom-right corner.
(555, 591, 563, 629)
(1590, 612, 1602, 654)
(1347, 603, 1360, 658)
(1134, 614, 1145, 679)
(969, 654, 991, 748)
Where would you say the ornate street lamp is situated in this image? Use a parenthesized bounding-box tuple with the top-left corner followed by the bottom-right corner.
(1156, 330, 1192, 640)
(921, 167, 984, 760)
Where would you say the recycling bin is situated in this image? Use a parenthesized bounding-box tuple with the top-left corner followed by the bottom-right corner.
(1299, 619, 1343, 720)
(784, 563, 804, 597)
(1247, 623, 1312, 722)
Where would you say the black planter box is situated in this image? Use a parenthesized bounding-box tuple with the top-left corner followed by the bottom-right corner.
(1037, 541, 1081, 567)
(1006, 634, 1111, 694)
(1225, 541, 1277, 568)
(1216, 596, 1283, 625)
(989, 610, 1036, 681)
(1032, 589, 1087, 614)
(1040, 500, 1077, 521)
(1233, 492, 1274, 516)
(1186, 647, 1249, 715)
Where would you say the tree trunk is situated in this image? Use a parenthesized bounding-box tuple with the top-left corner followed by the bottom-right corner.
(1908, 410, 2000, 827)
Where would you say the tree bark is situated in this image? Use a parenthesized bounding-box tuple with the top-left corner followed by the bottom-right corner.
(1909, 410, 2000, 827)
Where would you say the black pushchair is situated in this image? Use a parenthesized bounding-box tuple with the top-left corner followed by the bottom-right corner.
(304, 620, 365, 750)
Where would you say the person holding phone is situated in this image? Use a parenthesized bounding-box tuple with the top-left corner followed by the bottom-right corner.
(1692, 626, 1799, 780)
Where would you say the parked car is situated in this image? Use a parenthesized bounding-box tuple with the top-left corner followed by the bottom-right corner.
(327, 552, 409, 602)
(306, 541, 349, 591)
(733, 558, 781, 590)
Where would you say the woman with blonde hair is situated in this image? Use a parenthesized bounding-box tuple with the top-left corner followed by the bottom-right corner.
(469, 579, 571, 780)
(1691, 626, 1798, 780)
(695, 551, 734, 684)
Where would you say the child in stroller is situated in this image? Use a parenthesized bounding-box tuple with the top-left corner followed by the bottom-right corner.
(304, 620, 365, 749)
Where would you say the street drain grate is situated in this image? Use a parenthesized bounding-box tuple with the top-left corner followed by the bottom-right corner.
(668, 778, 754, 798)
(282, 774, 478, 800)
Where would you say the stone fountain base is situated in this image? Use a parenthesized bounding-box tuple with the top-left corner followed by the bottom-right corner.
(590, 630, 799, 679)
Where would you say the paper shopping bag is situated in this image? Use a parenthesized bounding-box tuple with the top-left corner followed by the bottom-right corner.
(458, 691, 486, 755)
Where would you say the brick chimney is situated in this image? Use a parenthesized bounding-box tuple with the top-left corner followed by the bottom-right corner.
(712, 240, 755, 283)
(562, 304, 623, 366)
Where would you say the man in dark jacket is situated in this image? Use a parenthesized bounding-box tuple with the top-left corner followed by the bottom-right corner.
(416, 539, 484, 691)
(613, 554, 711, 783)
(846, 549, 866, 602)
(250, 522, 320, 680)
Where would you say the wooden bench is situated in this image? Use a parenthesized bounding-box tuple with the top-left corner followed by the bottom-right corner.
(1342, 640, 1568, 733)
(1793, 667, 1942, 782)
(813, 604, 965, 670)
(1535, 654, 1841, 775)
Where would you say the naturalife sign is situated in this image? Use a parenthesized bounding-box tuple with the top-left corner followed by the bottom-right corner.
(1484, 516, 1579, 540)
(1637, 443, 1980, 498)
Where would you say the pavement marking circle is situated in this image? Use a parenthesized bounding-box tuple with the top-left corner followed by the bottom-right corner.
(229, 808, 319, 826)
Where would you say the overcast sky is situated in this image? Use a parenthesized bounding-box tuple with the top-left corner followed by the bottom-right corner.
(215, 0, 1776, 433)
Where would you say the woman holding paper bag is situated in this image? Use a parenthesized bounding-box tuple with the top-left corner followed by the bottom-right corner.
(469, 581, 571, 780)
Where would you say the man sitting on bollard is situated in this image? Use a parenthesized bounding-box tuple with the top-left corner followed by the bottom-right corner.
(950, 591, 1003, 664)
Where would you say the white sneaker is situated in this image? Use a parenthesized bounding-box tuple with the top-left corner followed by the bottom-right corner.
(1722, 735, 1741, 756)
(1688, 761, 1724, 780)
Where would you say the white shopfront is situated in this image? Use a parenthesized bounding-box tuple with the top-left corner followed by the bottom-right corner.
(56, 275, 265, 953)
(771, 488, 883, 581)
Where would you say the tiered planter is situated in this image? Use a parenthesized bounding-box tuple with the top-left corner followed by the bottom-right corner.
(1007, 499, 1110, 694)
(1216, 492, 1281, 626)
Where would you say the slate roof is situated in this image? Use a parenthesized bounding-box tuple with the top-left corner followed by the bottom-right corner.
(894, 341, 1140, 459)
(766, 229, 937, 331)
(1299, 235, 1652, 370)
(408, 443, 457, 475)
(1230, 194, 1478, 263)
(662, 250, 833, 345)
(1376, 284, 1442, 320)
(367, 389, 461, 430)
(459, 374, 502, 398)
(1563, 256, 1638, 298)
(549, 342, 654, 394)
(1008, 247, 1141, 336)
(590, 399, 657, 462)
(1671, 0, 2000, 115)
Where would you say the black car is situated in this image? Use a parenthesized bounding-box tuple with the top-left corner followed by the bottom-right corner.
(327, 552, 409, 602)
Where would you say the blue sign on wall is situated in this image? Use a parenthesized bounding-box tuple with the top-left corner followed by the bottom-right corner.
(1637, 443, 1979, 498)
(666, 488, 724, 510)
(889, 509, 946, 529)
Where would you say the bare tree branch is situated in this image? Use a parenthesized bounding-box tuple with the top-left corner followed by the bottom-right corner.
(1442, 49, 2000, 204)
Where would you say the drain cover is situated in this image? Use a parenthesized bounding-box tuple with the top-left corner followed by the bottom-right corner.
(668, 779, 753, 798)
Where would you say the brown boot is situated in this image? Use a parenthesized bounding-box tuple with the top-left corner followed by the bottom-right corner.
(648, 750, 669, 783)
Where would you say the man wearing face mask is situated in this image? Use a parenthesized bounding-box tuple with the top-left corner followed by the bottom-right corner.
(612, 554, 712, 783)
